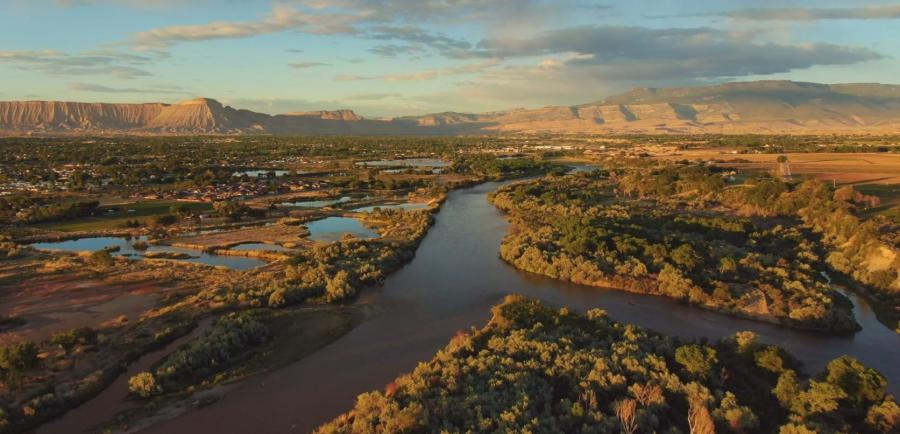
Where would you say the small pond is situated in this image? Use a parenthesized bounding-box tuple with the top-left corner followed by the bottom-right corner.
(232, 169, 290, 178)
(280, 196, 352, 208)
(230, 243, 290, 252)
(305, 217, 378, 242)
(567, 163, 601, 173)
(30, 237, 265, 270)
(352, 203, 430, 213)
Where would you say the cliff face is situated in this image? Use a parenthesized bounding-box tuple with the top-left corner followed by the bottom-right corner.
(144, 98, 268, 132)
(3, 81, 900, 135)
(0, 101, 166, 131)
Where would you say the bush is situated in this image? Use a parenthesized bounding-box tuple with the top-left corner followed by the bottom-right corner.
(153, 214, 178, 226)
(326, 270, 354, 302)
(51, 327, 97, 353)
(0, 341, 38, 373)
(87, 250, 115, 267)
(153, 312, 270, 388)
(128, 372, 161, 398)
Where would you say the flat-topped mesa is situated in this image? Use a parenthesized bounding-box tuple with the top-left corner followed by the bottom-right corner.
(0, 101, 166, 131)
(145, 98, 267, 132)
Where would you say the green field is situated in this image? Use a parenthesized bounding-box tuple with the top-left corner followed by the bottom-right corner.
(36, 200, 212, 232)
(854, 183, 900, 220)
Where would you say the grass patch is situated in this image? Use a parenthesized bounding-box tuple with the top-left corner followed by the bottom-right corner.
(853, 183, 900, 220)
(34, 200, 212, 232)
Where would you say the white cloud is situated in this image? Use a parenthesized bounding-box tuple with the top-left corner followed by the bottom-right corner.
(334, 60, 499, 81)
(0, 49, 153, 79)
(710, 5, 900, 21)
(69, 82, 192, 94)
(132, 4, 360, 51)
(289, 62, 331, 69)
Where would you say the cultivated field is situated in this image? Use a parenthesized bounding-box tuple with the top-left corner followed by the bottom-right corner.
(657, 151, 900, 185)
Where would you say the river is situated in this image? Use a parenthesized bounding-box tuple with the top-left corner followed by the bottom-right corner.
(129, 180, 899, 433)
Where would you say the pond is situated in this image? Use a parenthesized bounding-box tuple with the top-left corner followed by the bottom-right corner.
(356, 158, 449, 168)
(29, 237, 266, 270)
(229, 242, 290, 252)
(305, 217, 379, 242)
(567, 162, 601, 173)
(232, 169, 290, 178)
(351, 203, 430, 213)
(279, 196, 352, 208)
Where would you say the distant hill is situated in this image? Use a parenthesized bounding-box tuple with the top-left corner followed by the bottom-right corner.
(3, 81, 900, 135)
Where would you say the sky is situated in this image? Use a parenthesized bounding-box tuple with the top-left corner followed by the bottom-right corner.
(1, 0, 899, 117)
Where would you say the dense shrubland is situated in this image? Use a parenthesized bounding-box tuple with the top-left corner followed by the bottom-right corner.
(451, 155, 561, 179)
(318, 296, 897, 433)
(0, 319, 195, 433)
(201, 209, 433, 308)
(491, 159, 899, 332)
(2, 199, 99, 225)
(128, 312, 270, 397)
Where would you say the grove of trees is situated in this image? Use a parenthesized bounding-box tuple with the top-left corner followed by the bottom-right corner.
(318, 296, 897, 433)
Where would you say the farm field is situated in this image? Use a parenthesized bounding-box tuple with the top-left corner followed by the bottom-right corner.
(657, 151, 900, 185)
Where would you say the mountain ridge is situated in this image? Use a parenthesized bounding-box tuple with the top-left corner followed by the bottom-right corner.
(3, 80, 900, 135)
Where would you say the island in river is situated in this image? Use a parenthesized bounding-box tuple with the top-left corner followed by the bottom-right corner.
(490, 159, 897, 333)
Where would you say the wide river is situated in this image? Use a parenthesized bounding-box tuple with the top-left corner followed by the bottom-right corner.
(141, 180, 899, 434)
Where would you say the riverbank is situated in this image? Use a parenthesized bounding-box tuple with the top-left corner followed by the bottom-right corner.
(94, 305, 369, 434)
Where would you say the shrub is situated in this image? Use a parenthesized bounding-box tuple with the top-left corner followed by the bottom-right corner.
(51, 327, 97, 353)
(128, 372, 161, 398)
(87, 250, 115, 267)
(153, 214, 178, 226)
(0, 341, 38, 373)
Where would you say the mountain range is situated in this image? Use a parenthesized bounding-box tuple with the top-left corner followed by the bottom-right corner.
(3, 81, 900, 135)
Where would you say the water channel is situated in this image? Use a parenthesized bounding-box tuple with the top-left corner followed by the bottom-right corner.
(136, 179, 900, 433)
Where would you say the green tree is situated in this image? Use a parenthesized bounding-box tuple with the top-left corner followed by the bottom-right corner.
(754, 346, 786, 373)
(326, 270, 354, 301)
(675, 344, 718, 378)
(671, 244, 701, 269)
(773, 370, 800, 407)
(865, 397, 899, 433)
(792, 380, 847, 417)
(823, 356, 887, 405)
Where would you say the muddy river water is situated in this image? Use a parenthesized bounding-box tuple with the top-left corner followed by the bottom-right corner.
(79, 180, 900, 433)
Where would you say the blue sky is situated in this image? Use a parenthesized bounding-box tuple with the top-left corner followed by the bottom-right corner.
(1, 0, 899, 117)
